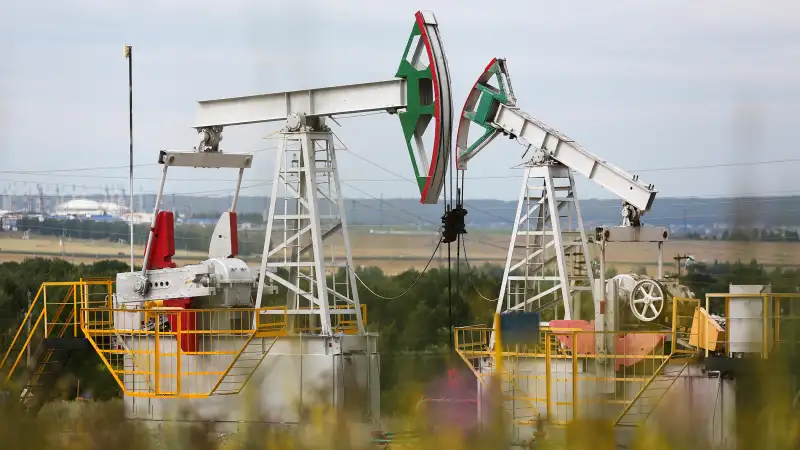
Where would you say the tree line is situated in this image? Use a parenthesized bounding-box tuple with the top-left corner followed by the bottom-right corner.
(1, 254, 799, 410)
(14, 217, 268, 256)
(683, 228, 800, 242)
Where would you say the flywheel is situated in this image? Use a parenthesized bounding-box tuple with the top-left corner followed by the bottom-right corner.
(629, 278, 665, 322)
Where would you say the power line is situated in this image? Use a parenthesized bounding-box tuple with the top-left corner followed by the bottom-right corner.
(0, 178, 273, 197)
(340, 153, 800, 180)
(630, 157, 800, 173)
(0, 164, 157, 175)
(348, 240, 442, 300)
(340, 150, 511, 223)
(0, 146, 276, 177)
(340, 180, 507, 251)
(5, 152, 800, 198)
(340, 181, 435, 226)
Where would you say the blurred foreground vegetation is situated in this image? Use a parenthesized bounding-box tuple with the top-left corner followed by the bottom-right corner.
(0, 363, 799, 450)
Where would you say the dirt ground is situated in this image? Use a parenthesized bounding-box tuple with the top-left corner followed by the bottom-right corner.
(2, 231, 799, 275)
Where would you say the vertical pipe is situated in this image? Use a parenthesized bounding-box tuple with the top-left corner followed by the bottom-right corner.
(124, 45, 134, 273)
(176, 312, 181, 396)
(763, 295, 769, 358)
(545, 333, 552, 420)
(73, 283, 78, 337)
(657, 241, 664, 279)
(705, 295, 710, 358)
(671, 296, 677, 353)
(78, 282, 84, 332)
(725, 296, 730, 354)
(43, 287, 48, 338)
(154, 314, 160, 395)
(597, 243, 606, 356)
(572, 333, 578, 421)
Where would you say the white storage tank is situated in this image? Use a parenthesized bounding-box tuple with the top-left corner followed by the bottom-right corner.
(728, 284, 772, 356)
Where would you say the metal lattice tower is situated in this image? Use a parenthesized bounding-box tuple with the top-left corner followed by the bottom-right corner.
(255, 121, 364, 336)
(495, 163, 595, 321)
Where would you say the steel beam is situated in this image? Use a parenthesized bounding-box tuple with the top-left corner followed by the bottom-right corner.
(493, 104, 657, 212)
(193, 79, 407, 128)
(158, 150, 253, 169)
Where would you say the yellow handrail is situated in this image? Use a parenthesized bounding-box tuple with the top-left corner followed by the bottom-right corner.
(1, 280, 113, 385)
(80, 306, 290, 398)
(6, 309, 45, 383)
(613, 352, 673, 424)
(0, 283, 44, 371)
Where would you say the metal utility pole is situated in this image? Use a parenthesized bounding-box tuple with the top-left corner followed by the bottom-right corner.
(124, 45, 134, 272)
(673, 254, 691, 284)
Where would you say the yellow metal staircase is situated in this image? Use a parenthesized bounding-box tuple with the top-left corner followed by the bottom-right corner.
(455, 300, 704, 433)
(614, 355, 691, 427)
(454, 320, 545, 444)
(0, 281, 107, 414)
(19, 307, 76, 407)
(2, 279, 297, 406)
(211, 333, 282, 395)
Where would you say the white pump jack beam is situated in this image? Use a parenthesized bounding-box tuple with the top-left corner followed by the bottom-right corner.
(194, 79, 407, 128)
(492, 104, 656, 213)
(192, 11, 452, 205)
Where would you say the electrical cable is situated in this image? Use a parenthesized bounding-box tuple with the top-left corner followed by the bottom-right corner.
(340, 180, 507, 251)
(0, 178, 273, 197)
(3, 153, 800, 179)
(348, 240, 442, 300)
(340, 148, 513, 223)
(461, 237, 499, 302)
(0, 146, 277, 177)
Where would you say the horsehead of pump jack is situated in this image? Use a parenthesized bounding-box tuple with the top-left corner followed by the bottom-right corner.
(456, 58, 669, 344)
(115, 11, 455, 335)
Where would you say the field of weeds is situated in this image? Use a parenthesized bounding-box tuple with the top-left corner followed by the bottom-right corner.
(2, 360, 800, 450)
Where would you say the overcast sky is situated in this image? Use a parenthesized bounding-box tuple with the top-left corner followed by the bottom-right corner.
(1, 0, 798, 205)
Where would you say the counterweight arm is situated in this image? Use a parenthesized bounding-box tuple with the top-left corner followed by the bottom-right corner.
(456, 58, 656, 218)
(493, 104, 656, 214)
(191, 11, 453, 205)
(193, 79, 407, 129)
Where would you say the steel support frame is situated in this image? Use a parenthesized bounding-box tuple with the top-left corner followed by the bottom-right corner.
(194, 79, 407, 129)
(491, 164, 596, 345)
(492, 104, 655, 212)
(255, 130, 364, 336)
